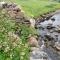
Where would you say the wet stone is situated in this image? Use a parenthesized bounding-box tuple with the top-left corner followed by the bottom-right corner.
(55, 42, 60, 51)
(44, 34, 54, 41)
(51, 18, 55, 21)
(30, 50, 48, 60)
(47, 26, 54, 29)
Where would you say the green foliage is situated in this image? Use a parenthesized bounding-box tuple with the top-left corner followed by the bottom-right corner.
(0, 9, 32, 60)
(15, 24, 37, 43)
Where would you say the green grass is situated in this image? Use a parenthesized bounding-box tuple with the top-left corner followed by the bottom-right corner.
(5, 0, 60, 17)
(0, 9, 36, 60)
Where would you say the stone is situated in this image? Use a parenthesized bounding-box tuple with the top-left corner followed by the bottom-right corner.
(47, 25, 55, 29)
(28, 36, 39, 47)
(0, 2, 31, 25)
(30, 47, 39, 52)
(13, 7, 21, 12)
(30, 18, 35, 27)
(55, 28, 60, 33)
(7, 3, 17, 8)
(0, 2, 7, 9)
(51, 18, 55, 21)
(7, 3, 12, 8)
(0, 2, 7, 8)
(46, 16, 51, 20)
(12, 3, 17, 8)
(16, 12, 24, 19)
(50, 30, 54, 33)
(23, 20, 30, 25)
(30, 50, 48, 60)
(55, 42, 60, 51)
(44, 34, 54, 41)
(40, 41, 46, 51)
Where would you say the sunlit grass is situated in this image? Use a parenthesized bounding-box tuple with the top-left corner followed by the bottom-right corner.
(1, 0, 60, 17)
(5, 0, 60, 17)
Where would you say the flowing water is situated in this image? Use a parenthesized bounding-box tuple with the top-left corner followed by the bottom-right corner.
(30, 10, 60, 60)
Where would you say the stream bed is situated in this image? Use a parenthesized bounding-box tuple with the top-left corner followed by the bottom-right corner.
(30, 10, 60, 60)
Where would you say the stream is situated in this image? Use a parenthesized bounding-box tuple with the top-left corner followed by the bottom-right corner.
(30, 10, 60, 60)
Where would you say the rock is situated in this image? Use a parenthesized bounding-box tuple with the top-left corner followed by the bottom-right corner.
(7, 3, 17, 8)
(50, 30, 54, 33)
(16, 12, 24, 18)
(30, 18, 35, 27)
(11, 3, 17, 8)
(51, 18, 55, 21)
(40, 41, 46, 51)
(15, 14, 22, 19)
(7, 3, 13, 8)
(28, 36, 39, 47)
(0, 2, 7, 8)
(0, 2, 7, 9)
(30, 50, 48, 60)
(35, 10, 60, 60)
(47, 25, 55, 29)
(55, 42, 60, 51)
(55, 28, 60, 33)
(23, 20, 30, 25)
(2, 3, 7, 8)
(47, 26, 53, 29)
(13, 7, 21, 12)
(6, 3, 25, 21)
(46, 16, 50, 20)
(44, 34, 54, 41)
(0, 2, 35, 26)
(30, 47, 39, 52)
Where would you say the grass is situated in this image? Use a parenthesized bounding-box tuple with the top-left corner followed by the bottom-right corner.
(0, 9, 36, 60)
(4, 0, 60, 17)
